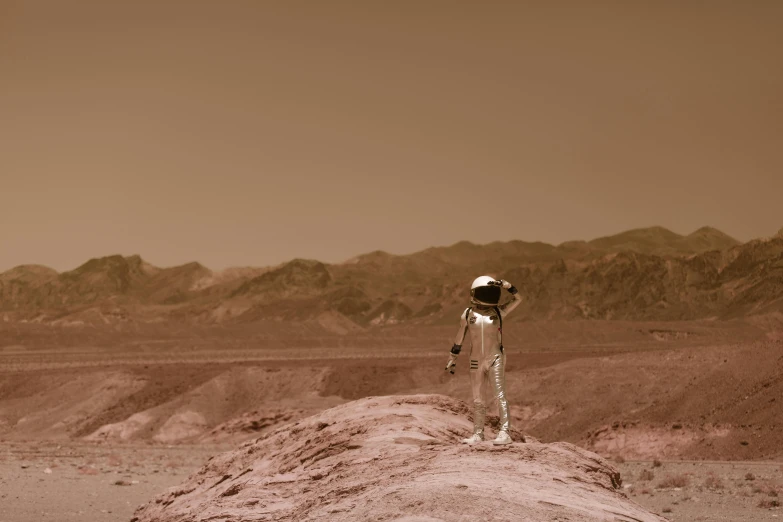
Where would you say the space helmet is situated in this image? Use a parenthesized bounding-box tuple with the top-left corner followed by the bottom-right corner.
(470, 275, 501, 306)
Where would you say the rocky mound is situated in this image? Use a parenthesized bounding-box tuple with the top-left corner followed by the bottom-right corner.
(133, 395, 665, 522)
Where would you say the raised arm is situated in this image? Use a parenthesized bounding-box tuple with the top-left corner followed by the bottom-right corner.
(497, 280, 522, 317)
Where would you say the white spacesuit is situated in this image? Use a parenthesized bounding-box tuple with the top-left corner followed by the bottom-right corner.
(445, 276, 522, 445)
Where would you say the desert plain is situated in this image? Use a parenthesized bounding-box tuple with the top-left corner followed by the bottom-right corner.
(1, 227, 782, 521)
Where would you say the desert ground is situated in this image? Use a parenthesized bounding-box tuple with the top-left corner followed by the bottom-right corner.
(1, 315, 781, 521)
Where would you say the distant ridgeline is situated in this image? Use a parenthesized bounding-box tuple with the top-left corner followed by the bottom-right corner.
(1, 226, 782, 326)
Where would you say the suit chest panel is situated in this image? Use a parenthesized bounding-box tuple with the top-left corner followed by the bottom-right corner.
(468, 311, 500, 329)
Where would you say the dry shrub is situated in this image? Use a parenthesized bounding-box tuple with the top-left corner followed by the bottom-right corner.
(746, 472, 756, 481)
(614, 455, 626, 464)
(758, 498, 780, 509)
(754, 482, 782, 497)
(662, 507, 672, 513)
(704, 473, 724, 490)
(652, 459, 662, 468)
(638, 469, 655, 482)
(658, 474, 689, 489)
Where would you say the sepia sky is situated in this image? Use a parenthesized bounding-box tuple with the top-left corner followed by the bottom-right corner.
(1, 1, 782, 272)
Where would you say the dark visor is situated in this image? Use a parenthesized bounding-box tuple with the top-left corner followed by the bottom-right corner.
(472, 285, 501, 305)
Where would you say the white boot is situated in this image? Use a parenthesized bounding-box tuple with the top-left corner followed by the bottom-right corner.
(461, 433, 484, 445)
(492, 430, 512, 445)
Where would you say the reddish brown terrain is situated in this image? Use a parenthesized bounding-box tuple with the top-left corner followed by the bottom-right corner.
(133, 395, 664, 522)
(1, 227, 782, 521)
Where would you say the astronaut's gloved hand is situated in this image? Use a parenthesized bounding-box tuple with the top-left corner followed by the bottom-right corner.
(445, 344, 461, 374)
(490, 279, 518, 295)
(445, 354, 458, 374)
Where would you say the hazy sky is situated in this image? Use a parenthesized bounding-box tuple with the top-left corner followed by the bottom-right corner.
(1, 1, 782, 272)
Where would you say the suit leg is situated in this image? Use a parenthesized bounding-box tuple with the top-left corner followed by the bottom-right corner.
(469, 358, 485, 437)
(489, 353, 510, 432)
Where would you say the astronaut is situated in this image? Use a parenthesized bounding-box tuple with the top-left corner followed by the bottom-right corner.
(445, 276, 522, 445)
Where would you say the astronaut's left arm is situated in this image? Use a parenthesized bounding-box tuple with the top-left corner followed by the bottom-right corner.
(497, 280, 522, 317)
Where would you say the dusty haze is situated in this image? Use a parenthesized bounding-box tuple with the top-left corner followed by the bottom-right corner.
(2, 1, 782, 272)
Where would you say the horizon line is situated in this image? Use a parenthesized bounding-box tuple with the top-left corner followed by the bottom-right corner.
(1, 224, 768, 275)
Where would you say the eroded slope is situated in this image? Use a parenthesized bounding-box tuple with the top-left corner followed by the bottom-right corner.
(133, 395, 665, 522)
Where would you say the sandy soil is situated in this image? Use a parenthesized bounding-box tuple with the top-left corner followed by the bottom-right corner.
(0, 441, 224, 522)
(618, 460, 783, 521)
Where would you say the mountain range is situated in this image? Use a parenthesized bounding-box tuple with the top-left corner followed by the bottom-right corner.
(2, 226, 782, 329)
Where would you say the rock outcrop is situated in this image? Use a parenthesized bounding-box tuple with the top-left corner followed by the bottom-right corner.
(133, 395, 665, 522)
